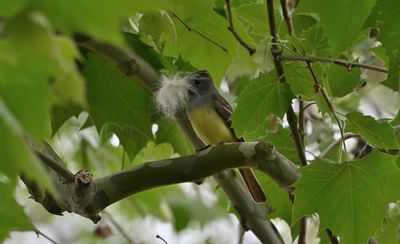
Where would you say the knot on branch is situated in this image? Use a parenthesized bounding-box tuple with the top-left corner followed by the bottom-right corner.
(75, 170, 93, 188)
(255, 140, 275, 161)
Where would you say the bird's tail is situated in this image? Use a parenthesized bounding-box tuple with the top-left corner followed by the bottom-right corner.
(239, 168, 267, 203)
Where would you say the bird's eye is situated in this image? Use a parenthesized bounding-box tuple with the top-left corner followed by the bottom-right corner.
(195, 80, 201, 86)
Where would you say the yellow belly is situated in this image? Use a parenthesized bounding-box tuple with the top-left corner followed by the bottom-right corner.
(187, 106, 235, 145)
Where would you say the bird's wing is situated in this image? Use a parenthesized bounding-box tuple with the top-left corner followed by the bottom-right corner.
(211, 93, 243, 142)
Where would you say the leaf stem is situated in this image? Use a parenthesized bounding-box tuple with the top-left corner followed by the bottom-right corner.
(34, 228, 58, 244)
(305, 62, 348, 159)
(320, 133, 359, 158)
(103, 211, 136, 243)
(224, 0, 256, 55)
(279, 55, 388, 73)
(169, 11, 228, 53)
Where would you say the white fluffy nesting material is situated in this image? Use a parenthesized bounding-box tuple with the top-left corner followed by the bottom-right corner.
(155, 74, 193, 118)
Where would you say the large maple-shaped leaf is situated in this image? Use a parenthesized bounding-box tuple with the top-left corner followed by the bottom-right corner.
(297, 0, 376, 54)
(0, 183, 33, 242)
(31, 0, 170, 45)
(293, 151, 400, 243)
(163, 0, 237, 83)
(346, 112, 399, 150)
(364, 0, 400, 91)
(82, 53, 155, 158)
(231, 74, 294, 137)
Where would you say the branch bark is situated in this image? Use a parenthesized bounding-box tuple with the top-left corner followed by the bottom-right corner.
(27, 141, 299, 225)
(278, 55, 388, 73)
(225, 0, 256, 55)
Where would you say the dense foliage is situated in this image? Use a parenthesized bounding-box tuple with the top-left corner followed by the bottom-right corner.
(1, 0, 399, 243)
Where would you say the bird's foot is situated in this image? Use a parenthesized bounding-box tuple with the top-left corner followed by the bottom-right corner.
(196, 144, 211, 153)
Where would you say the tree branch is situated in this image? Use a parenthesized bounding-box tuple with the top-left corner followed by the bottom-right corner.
(280, 0, 294, 35)
(278, 55, 388, 73)
(27, 141, 298, 226)
(266, 0, 307, 167)
(74, 34, 159, 92)
(169, 11, 228, 53)
(224, 0, 256, 55)
(306, 62, 348, 159)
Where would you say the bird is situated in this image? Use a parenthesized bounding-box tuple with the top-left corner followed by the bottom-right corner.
(185, 70, 266, 203)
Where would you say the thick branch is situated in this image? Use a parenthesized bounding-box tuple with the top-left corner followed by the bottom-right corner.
(27, 142, 299, 224)
(278, 55, 388, 73)
(75, 34, 159, 92)
(225, 0, 256, 55)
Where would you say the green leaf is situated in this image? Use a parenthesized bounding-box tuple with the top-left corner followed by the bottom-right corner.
(167, 194, 226, 231)
(51, 36, 86, 106)
(82, 53, 154, 158)
(284, 62, 331, 114)
(293, 151, 400, 244)
(139, 10, 175, 51)
(376, 206, 400, 244)
(232, 74, 294, 137)
(123, 33, 165, 70)
(0, 182, 33, 242)
(328, 65, 362, 97)
(297, 0, 376, 54)
(364, 0, 400, 91)
(256, 173, 292, 224)
(299, 25, 331, 57)
(50, 104, 83, 134)
(291, 13, 319, 34)
(31, 0, 170, 45)
(0, 106, 53, 191)
(263, 125, 298, 164)
(0, 12, 65, 139)
(233, 2, 270, 43)
(163, 0, 237, 83)
(346, 112, 399, 150)
(155, 118, 193, 156)
(0, 0, 28, 18)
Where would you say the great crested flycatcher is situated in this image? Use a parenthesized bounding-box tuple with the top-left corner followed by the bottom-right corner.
(185, 70, 266, 203)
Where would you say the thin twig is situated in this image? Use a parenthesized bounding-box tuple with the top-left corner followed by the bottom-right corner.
(225, 0, 256, 55)
(35, 151, 75, 182)
(306, 62, 348, 160)
(34, 228, 58, 244)
(326, 229, 340, 244)
(320, 133, 359, 158)
(103, 211, 136, 244)
(266, 0, 307, 167)
(278, 1, 307, 239)
(156, 234, 168, 244)
(300, 102, 317, 114)
(169, 11, 228, 53)
(279, 55, 388, 73)
(298, 100, 305, 158)
(280, 0, 294, 35)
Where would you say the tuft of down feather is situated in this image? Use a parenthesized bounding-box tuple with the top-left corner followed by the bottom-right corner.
(155, 74, 193, 117)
